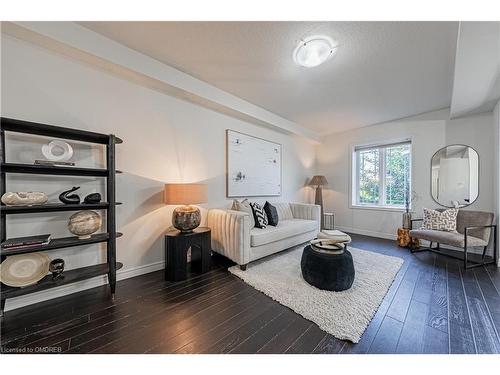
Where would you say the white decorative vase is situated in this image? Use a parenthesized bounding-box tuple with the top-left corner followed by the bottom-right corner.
(42, 140, 73, 161)
(1, 192, 48, 206)
(68, 210, 102, 239)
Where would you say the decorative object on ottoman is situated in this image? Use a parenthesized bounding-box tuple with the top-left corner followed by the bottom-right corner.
(68, 210, 102, 239)
(41, 139, 73, 162)
(263, 201, 279, 226)
(84, 193, 102, 204)
(1, 191, 48, 206)
(49, 258, 65, 280)
(323, 212, 335, 230)
(397, 228, 420, 249)
(164, 183, 207, 233)
(310, 239, 344, 254)
(59, 186, 81, 204)
(301, 244, 355, 291)
(309, 175, 328, 229)
(0, 252, 50, 287)
(317, 229, 351, 244)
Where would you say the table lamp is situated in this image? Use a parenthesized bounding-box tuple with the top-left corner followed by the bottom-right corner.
(164, 183, 207, 233)
(309, 175, 328, 229)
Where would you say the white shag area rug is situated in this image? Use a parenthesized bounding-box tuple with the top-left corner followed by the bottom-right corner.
(229, 245, 404, 343)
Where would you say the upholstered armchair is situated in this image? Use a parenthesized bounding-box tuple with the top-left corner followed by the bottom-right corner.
(409, 210, 497, 269)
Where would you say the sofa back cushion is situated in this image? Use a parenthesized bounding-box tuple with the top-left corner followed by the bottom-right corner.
(456, 210, 494, 242)
(273, 202, 294, 221)
(422, 208, 458, 232)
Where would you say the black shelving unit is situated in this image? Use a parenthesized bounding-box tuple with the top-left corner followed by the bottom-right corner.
(0, 117, 123, 316)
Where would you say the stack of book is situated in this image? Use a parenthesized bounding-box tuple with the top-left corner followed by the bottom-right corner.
(35, 160, 75, 166)
(1, 234, 51, 250)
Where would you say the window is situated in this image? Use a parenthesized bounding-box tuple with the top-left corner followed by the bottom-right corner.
(352, 141, 411, 209)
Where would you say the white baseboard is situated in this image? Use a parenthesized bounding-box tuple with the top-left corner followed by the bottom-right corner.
(335, 225, 397, 241)
(335, 225, 488, 256)
(4, 261, 165, 312)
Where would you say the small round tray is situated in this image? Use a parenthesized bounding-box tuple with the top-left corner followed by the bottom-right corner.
(310, 239, 345, 254)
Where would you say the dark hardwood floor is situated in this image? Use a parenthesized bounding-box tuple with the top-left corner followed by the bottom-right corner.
(1, 233, 500, 354)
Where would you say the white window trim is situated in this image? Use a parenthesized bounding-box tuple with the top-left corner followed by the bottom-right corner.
(349, 138, 412, 212)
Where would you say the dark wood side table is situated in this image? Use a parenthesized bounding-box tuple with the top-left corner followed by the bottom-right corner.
(165, 227, 211, 281)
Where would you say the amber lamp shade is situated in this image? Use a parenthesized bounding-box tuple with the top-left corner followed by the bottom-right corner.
(164, 184, 207, 233)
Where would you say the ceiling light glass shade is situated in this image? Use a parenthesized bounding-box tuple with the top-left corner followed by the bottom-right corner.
(293, 35, 337, 68)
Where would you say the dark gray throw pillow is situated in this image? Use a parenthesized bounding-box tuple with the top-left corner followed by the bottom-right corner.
(264, 201, 279, 226)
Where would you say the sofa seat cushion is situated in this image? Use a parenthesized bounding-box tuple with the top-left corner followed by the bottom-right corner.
(409, 229, 488, 247)
(250, 219, 317, 247)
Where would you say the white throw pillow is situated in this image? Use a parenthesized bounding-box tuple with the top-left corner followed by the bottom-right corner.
(231, 199, 256, 228)
(421, 208, 458, 232)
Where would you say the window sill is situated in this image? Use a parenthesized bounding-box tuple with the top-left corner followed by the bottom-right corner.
(350, 204, 407, 213)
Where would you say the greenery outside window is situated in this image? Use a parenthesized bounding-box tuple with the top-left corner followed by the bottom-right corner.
(352, 141, 411, 209)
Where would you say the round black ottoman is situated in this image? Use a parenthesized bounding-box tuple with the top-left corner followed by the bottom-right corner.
(300, 245, 355, 291)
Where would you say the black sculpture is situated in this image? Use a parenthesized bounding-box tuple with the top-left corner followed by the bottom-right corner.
(84, 193, 101, 204)
(59, 186, 80, 204)
(49, 258, 65, 280)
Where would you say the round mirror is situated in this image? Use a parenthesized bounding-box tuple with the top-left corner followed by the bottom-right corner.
(431, 144, 479, 208)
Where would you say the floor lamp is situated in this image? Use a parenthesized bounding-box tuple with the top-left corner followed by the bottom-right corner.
(309, 175, 328, 229)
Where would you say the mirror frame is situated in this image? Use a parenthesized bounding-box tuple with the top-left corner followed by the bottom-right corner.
(430, 144, 480, 208)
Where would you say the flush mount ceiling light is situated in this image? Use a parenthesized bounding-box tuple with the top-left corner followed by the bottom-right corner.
(293, 35, 337, 68)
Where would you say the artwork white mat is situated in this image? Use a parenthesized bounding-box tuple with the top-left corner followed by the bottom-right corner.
(226, 130, 281, 197)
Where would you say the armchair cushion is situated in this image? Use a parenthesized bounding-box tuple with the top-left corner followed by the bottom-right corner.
(409, 229, 488, 247)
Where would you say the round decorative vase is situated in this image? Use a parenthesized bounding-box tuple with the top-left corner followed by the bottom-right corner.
(1, 191, 48, 206)
(172, 205, 201, 233)
(68, 210, 102, 239)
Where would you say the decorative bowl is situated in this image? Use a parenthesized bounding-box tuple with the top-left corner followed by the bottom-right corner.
(68, 210, 101, 239)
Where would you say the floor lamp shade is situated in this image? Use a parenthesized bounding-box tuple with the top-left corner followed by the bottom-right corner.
(164, 184, 207, 232)
(309, 176, 328, 229)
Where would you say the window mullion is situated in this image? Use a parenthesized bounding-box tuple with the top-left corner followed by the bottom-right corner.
(380, 148, 386, 206)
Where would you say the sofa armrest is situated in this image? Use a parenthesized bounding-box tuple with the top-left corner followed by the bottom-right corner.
(207, 208, 251, 265)
(289, 203, 321, 232)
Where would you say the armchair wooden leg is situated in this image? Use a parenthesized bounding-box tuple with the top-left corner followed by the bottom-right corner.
(240, 264, 248, 271)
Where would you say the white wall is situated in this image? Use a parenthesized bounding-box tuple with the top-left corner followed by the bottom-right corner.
(1, 35, 316, 310)
(494, 100, 500, 266)
(316, 109, 496, 242)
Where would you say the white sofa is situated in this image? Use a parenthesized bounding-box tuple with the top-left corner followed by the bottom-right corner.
(207, 202, 320, 270)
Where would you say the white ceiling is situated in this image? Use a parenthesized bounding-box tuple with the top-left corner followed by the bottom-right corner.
(80, 21, 459, 135)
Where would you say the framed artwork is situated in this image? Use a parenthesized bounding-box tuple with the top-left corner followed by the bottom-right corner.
(226, 130, 282, 197)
